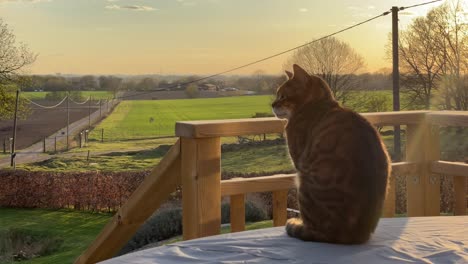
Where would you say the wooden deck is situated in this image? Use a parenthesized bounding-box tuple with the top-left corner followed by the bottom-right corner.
(75, 110, 468, 264)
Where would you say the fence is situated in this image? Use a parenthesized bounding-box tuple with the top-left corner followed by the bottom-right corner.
(75, 110, 468, 264)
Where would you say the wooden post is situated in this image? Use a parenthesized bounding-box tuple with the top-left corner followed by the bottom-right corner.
(54, 137, 57, 153)
(79, 132, 83, 148)
(230, 194, 245, 232)
(382, 174, 395, 217)
(43, 137, 46, 153)
(272, 190, 288, 226)
(181, 137, 221, 240)
(453, 176, 467, 215)
(406, 122, 440, 216)
(3, 138, 6, 154)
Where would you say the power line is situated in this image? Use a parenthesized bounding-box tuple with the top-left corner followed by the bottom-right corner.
(22, 95, 68, 109)
(116, 9, 392, 100)
(399, 0, 442, 11)
(69, 96, 91, 105)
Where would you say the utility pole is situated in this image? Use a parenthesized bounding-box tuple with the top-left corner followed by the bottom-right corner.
(67, 91, 70, 150)
(392, 6, 401, 161)
(88, 96, 92, 129)
(10, 90, 19, 168)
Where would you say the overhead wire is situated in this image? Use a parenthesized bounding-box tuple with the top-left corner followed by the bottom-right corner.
(116, 9, 393, 100)
(21, 95, 68, 109)
(68, 96, 91, 105)
(399, 0, 442, 11)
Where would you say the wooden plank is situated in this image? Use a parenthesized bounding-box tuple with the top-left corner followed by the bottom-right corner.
(182, 137, 221, 240)
(221, 163, 411, 197)
(175, 112, 428, 138)
(453, 176, 467, 215)
(406, 122, 440, 217)
(431, 161, 468, 177)
(392, 162, 418, 174)
(427, 111, 468, 127)
(176, 118, 287, 138)
(272, 190, 288, 227)
(362, 111, 428, 126)
(221, 174, 296, 196)
(230, 194, 245, 232)
(424, 125, 440, 216)
(75, 140, 181, 264)
(406, 124, 427, 217)
(382, 174, 395, 217)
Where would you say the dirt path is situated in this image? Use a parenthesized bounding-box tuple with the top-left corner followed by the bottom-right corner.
(0, 101, 120, 168)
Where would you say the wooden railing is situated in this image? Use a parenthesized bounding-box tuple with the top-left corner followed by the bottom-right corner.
(76, 111, 468, 264)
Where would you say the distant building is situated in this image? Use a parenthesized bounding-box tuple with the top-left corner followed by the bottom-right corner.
(199, 83, 218, 91)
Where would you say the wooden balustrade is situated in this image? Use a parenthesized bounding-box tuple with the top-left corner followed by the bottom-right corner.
(76, 111, 468, 264)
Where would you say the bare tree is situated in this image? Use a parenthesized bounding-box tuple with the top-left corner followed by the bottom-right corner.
(0, 18, 36, 84)
(398, 1, 467, 110)
(433, 1, 468, 110)
(398, 11, 445, 110)
(284, 37, 365, 105)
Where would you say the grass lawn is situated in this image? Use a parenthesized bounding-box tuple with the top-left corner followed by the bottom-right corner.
(18, 140, 293, 173)
(22, 91, 113, 100)
(0, 208, 111, 264)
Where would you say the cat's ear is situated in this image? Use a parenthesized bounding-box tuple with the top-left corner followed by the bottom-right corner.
(285, 70, 293, 80)
(293, 64, 308, 77)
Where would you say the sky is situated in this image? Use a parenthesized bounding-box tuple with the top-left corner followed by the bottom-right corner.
(0, 0, 451, 75)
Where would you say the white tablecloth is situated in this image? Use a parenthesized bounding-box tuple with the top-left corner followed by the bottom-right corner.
(102, 216, 468, 264)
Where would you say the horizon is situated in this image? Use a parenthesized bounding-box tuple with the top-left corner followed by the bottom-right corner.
(1, 0, 445, 76)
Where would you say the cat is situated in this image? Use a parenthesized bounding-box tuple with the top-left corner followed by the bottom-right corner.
(272, 64, 390, 244)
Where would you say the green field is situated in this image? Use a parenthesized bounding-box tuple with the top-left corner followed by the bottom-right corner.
(0, 208, 272, 263)
(90, 96, 275, 141)
(23, 91, 113, 100)
(0, 208, 111, 264)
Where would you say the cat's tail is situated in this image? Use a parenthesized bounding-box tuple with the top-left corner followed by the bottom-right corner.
(285, 218, 327, 242)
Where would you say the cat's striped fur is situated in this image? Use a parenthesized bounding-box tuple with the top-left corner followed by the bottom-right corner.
(272, 64, 390, 244)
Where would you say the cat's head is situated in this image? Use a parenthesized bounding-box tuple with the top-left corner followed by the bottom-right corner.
(272, 64, 334, 119)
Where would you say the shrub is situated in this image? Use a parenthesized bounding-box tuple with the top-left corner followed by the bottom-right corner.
(119, 207, 183, 255)
(0, 229, 63, 262)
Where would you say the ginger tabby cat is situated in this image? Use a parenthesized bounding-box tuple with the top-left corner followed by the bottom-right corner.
(272, 64, 390, 244)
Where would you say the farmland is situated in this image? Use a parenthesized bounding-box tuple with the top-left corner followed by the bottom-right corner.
(88, 90, 410, 141)
(89, 95, 275, 141)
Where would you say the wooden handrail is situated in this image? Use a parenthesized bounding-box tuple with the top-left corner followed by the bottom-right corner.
(431, 161, 468, 176)
(78, 111, 468, 263)
(427, 111, 468, 127)
(220, 162, 416, 196)
(175, 111, 429, 138)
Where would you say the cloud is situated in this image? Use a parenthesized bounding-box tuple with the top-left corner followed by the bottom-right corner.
(105, 4, 157, 11)
(299, 8, 308, 12)
(176, 0, 197, 7)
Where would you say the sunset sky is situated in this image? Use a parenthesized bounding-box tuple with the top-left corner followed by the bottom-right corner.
(1, 0, 448, 75)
